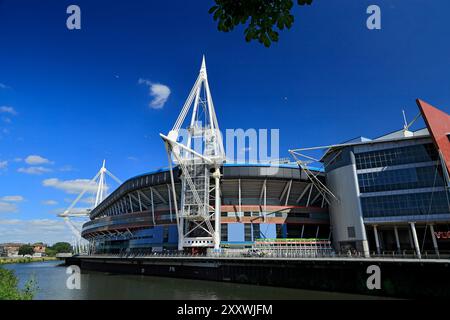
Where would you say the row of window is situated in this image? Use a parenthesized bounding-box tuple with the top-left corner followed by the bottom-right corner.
(361, 191, 450, 218)
(358, 165, 444, 193)
(221, 211, 285, 217)
(355, 143, 438, 170)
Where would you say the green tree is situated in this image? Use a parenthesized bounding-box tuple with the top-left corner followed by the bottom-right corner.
(18, 245, 34, 256)
(45, 248, 57, 257)
(50, 242, 72, 254)
(0, 266, 37, 300)
(209, 0, 313, 47)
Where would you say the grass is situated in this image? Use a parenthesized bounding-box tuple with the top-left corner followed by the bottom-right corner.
(0, 256, 57, 265)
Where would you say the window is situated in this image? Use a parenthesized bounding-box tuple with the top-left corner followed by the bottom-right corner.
(252, 224, 260, 241)
(244, 223, 252, 241)
(275, 212, 283, 217)
(361, 191, 450, 218)
(276, 224, 283, 238)
(221, 224, 228, 241)
(163, 226, 169, 242)
(357, 165, 444, 193)
(347, 226, 356, 238)
(355, 143, 438, 170)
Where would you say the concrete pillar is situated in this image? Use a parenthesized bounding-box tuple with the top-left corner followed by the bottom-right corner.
(430, 224, 440, 257)
(408, 228, 414, 249)
(213, 167, 221, 250)
(394, 226, 401, 253)
(373, 225, 381, 255)
(362, 240, 370, 258)
(410, 222, 421, 259)
(361, 225, 370, 258)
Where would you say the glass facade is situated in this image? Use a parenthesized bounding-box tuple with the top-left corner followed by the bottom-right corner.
(358, 165, 445, 193)
(361, 191, 449, 218)
(356, 142, 450, 219)
(355, 143, 438, 170)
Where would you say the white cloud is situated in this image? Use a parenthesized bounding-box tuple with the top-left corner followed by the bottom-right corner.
(42, 178, 99, 195)
(0, 161, 7, 169)
(80, 197, 95, 205)
(0, 202, 18, 213)
(139, 78, 171, 109)
(2, 117, 11, 123)
(0, 218, 86, 244)
(0, 195, 24, 202)
(59, 165, 74, 172)
(18, 166, 52, 175)
(42, 200, 58, 206)
(0, 219, 20, 225)
(0, 106, 17, 115)
(25, 155, 52, 165)
(0, 83, 10, 90)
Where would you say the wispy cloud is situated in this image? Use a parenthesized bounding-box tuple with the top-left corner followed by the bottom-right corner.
(18, 166, 52, 175)
(42, 178, 100, 195)
(0, 161, 7, 169)
(42, 200, 58, 206)
(80, 197, 95, 205)
(138, 78, 171, 109)
(25, 155, 53, 165)
(0, 218, 82, 244)
(0, 83, 11, 90)
(2, 117, 11, 124)
(0, 106, 17, 115)
(58, 165, 75, 172)
(0, 202, 18, 213)
(0, 195, 24, 202)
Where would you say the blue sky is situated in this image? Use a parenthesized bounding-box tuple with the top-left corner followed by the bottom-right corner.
(0, 0, 449, 244)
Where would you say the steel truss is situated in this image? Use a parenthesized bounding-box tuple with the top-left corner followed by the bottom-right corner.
(288, 149, 338, 205)
(58, 160, 122, 252)
(160, 56, 225, 251)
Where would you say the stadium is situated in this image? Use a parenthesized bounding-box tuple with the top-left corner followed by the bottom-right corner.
(81, 163, 330, 254)
(76, 57, 331, 255)
(75, 57, 450, 259)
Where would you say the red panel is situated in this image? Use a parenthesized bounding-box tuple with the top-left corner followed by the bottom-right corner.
(416, 99, 450, 172)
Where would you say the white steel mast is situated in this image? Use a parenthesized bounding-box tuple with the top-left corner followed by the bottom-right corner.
(58, 160, 122, 241)
(160, 56, 225, 251)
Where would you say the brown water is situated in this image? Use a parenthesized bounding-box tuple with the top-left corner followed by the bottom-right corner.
(5, 260, 381, 300)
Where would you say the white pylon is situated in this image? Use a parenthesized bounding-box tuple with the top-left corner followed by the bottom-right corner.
(160, 56, 225, 251)
(58, 160, 122, 241)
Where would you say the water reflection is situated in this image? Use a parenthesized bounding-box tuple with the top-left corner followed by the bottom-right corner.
(5, 260, 378, 300)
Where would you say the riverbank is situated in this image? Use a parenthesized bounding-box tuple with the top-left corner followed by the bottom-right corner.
(66, 255, 450, 298)
(0, 256, 57, 265)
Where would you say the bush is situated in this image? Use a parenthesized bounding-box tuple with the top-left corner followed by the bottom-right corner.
(0, 266, 37, 300)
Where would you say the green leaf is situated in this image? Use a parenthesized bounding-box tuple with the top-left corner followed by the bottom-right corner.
(208, 5, 218, 14)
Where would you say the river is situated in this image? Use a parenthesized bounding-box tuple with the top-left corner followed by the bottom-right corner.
(4, 260, 377, 300)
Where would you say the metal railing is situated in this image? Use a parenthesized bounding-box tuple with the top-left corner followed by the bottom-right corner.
(79, 248, 450, 260)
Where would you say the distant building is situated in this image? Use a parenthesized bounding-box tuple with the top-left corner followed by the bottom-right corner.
(0, 243, 26, 257)
(33, 243, 47, 254)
